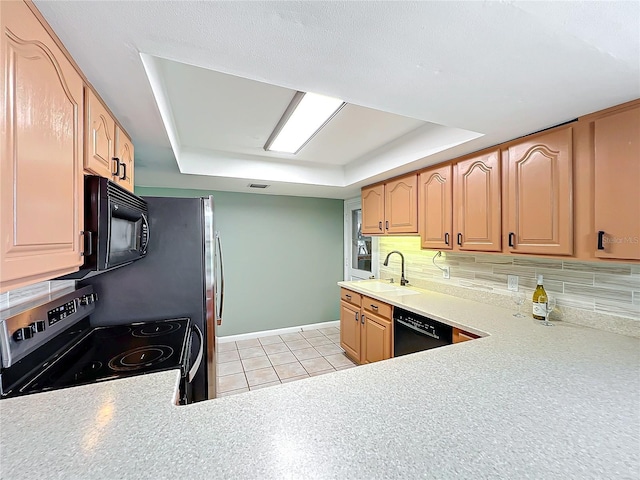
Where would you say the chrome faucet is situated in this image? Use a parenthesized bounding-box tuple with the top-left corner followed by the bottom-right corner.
(383, 251, 408, 286)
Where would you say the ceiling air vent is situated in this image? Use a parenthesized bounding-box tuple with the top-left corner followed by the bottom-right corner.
(248, 183, 270, 189)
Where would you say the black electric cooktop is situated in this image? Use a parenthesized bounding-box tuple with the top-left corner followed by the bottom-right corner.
(9, 318, 191, 397)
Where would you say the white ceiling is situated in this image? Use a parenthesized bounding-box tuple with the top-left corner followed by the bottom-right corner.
(34, 1, 640, 199)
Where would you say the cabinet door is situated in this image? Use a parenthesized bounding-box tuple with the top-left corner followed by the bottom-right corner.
(84, 87, 116, 178)
(340, 301, 361, 363)
(385, 174, 418, 234)
(115, 126, 135, 192)
(594, 106, 640, 260)
(505, 128, 573, 255)
(361, 184, 384, 235)
(0, 0, 84, 291)
(361, 313, 391, 364)
(454, 151, 501, 251)
(419, 165, 453, 250)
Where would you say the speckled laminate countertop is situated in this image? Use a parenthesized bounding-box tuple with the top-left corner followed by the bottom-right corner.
(1, 281, 638, 479)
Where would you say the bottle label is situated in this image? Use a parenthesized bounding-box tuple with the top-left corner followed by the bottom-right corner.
(533, 302, 547, 316)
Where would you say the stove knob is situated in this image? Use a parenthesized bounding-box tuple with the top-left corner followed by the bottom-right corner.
(30, 321, 46, 333)
(13, 327, 33, 342)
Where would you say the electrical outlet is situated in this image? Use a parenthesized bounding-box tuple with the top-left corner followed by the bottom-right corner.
(443, 266, 450, 279)
(507, 275, 518, 291)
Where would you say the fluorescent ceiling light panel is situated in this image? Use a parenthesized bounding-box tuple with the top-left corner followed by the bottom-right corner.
(265, 92, 345, 154)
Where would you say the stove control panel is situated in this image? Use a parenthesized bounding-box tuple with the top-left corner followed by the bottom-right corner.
(0, 286, 97, 368)
(48, 300, 78, 326)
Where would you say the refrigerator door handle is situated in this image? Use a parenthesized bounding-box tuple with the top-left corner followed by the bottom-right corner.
(216, 232, 225, 326)
(188, 324, 204, 383)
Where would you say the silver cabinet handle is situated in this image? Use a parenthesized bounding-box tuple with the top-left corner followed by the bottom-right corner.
(188, 324, 204, 383)
(371, 304, 378, 310)
(345, 294, 351, 299)
(361, 314, 365, 325)
(355, 312, 359, 322)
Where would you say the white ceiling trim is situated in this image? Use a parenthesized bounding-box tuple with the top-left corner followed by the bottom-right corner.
(141, 53, 482, 188)
(180, 147, 345, 186)
(139, 54, 183, 168)
(344, 124, 483, 185)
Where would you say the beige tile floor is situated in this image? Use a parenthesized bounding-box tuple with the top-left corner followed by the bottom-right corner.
(216, 327, 357, 397)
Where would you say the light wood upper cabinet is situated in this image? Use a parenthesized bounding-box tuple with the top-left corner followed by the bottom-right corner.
(85, 87, 116, 179)
(419, 165, 453, 250)
(340, 300, 361, 363)
(361, 184, 385, 234)
(454, 151, 502, 252)
(385, 174, 418, 234)
(362, 174, 418, 235)
(504, 127, 573, 256)
(593, 105, 640, 260)
(361, 313, 392, 364)
(85, 87, 135, 191)
(0, 0, 84, 291)
(115, 126, 135, 192)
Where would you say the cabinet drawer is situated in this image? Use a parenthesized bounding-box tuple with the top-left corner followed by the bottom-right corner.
(362, 296, 392, 319)
(341, 288, 361, 306)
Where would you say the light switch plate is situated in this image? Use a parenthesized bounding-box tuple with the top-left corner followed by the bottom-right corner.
(443, 267, 450, 279)
(507, 275, 518, 291)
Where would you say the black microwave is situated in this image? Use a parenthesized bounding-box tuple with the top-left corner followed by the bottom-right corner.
(82, 175, 149, 273)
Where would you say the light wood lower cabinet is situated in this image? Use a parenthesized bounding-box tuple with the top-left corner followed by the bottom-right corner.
(340, 300, 362, 361)
(361, 312, 392, 364)
(0, 0, 84, 292)
(340, 290, 393, 364)
(453, 328, 479, 343)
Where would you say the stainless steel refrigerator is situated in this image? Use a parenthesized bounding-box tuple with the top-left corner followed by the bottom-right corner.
(79, 196, 224, 402)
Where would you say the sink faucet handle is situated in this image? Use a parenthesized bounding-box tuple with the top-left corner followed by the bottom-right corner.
(388, 278, 394, 284)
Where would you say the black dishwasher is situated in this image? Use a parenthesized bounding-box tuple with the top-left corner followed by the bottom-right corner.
(393, 307, 453, 356)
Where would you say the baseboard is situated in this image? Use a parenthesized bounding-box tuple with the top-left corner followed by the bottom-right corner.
(218, 320, 340, 343)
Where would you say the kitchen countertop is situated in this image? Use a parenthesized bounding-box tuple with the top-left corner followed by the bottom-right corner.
(1, 281, 638, 479)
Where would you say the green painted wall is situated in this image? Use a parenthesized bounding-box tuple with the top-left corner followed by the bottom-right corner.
(135, 187, 343, 337)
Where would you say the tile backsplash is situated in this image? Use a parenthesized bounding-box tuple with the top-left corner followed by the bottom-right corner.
(0, 280, 76, 316)
(379, 237, 640, 337)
